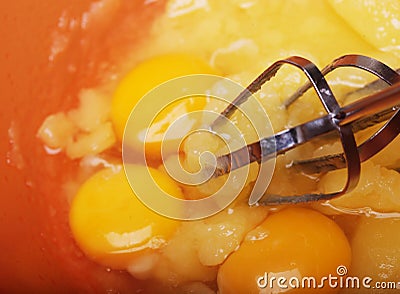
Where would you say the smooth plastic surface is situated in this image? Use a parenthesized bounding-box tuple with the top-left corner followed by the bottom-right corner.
(0, 1, 163, 292)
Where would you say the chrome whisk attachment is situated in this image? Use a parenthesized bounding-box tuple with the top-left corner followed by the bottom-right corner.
(211, 54, 400, 206)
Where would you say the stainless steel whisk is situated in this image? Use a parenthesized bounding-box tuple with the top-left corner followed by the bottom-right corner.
(210, 54, 400, 206)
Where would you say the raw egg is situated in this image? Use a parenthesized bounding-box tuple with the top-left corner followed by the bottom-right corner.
(217, 207, 351, 293)
(69, 164, 183, 269)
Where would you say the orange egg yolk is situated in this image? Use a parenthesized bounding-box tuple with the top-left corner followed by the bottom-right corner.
(111, 54, 218, 163)
(217, 207, 351, 293)
(69, 165, 183, 269)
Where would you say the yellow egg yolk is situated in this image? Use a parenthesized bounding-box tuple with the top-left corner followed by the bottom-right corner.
(111, 54, 218, 163)
(69, 165, 183, 269)
(143, 95, 211, 166)
(217, 207, 351, 294)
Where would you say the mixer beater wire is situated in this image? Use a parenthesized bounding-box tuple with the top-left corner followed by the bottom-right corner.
(210, 54, 400, 205)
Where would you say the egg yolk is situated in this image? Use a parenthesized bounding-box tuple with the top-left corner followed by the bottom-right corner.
(111, 54, 218, 162)
(142, 95, 210, 165)
(69, 165, 183, 269)
(217, 207, 351, 294)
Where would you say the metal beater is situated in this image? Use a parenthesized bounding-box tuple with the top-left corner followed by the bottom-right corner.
(211, 54, 400, 206)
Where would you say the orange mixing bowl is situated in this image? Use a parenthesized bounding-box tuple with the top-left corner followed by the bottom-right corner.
(0, 1, 164, 292)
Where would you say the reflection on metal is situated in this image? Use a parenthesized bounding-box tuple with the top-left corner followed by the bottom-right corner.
(212, 55, 400, 205)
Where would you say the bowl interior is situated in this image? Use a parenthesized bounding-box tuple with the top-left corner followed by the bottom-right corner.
(0, 1, 163, 292)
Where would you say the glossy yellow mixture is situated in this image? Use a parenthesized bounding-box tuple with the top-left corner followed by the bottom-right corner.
(38, 1, 400, 293)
